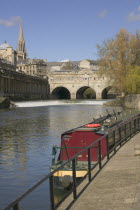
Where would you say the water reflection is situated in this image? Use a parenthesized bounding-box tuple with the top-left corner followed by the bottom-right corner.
(0, 101, 122, 209)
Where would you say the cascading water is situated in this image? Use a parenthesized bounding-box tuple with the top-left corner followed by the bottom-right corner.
(15, 99, 117, 108)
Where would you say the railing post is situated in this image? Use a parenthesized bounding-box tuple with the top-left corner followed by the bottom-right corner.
(138, 117, 140, 131)
(49, 175, 55, 210)
(124, 123, 127, 141)
(136, 118, 138, 132)
(119, 127, 122, 147)
(130, 121, 132, 138)
(98, 141, 102, 170)
(113, 130, 116, 154)
(106, 135, 109, 161)
(88, 148, 91, 182)
(134, 119, 136, 133)
(13, 203, 19, 210)
(72, 159, 77, 199)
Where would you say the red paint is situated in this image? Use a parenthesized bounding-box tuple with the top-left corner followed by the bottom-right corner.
(85, 124, 101, 128)
(58, 130, 107, 161)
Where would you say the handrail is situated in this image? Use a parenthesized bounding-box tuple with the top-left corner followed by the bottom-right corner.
(3, 114, 140, 210)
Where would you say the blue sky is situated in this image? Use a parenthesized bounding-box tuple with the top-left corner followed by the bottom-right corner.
(0, 0, 140, 61)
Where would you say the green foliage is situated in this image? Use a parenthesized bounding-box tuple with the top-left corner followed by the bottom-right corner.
(0, 97, 4, 103)
(126, 66, 140, 94)
(83, 88, 96, 99)
(97, 29, 140, 94)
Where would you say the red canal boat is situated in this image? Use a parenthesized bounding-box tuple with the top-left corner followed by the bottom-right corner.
(50, 110, 139, 188)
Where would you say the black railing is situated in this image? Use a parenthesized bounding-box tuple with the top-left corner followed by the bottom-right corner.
(3, 114, 140, 210)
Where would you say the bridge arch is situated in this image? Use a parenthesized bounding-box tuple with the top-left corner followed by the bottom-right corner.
(102, 86, 119, 99)
(76, 86, 96, 99)
(51, 86, 71, 99)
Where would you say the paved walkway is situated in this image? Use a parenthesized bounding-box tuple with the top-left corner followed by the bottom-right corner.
(59, 133, 140, 210)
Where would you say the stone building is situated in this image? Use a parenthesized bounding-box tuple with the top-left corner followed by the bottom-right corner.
(0, 42, 17, 66)
(47, 62, 62, 71)
(16, 24, 48, 78)
(17, 23, 28, 62)
(0, 58, 16, 71)
(47, 59, 98, 73)
(0, 23, 27, 67)
(17, 58, 47, 78)
(0, 67, 50, 100)
(0, 23, 48, 78)
(46, 61, 80, 72)
(79, 59, 99, 70)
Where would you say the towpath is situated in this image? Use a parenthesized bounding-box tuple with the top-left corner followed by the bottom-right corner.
(59, 133, 140, 210)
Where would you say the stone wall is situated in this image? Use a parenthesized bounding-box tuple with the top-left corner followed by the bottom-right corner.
(124, 94, 140, 109)
(0, 68, 50, 101)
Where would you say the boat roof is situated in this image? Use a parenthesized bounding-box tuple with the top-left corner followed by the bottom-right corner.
(62, 111, 140, 136)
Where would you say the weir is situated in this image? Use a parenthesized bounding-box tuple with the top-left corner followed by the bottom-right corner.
(3, 112, 140, 210)
(15, 99, 112, 107)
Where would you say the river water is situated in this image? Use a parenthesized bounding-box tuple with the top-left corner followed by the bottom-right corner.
(0, 100, 122, 209)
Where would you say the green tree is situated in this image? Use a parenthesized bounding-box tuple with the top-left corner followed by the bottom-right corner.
(97, 29, 140, 95)
(126, 66, 140, 94)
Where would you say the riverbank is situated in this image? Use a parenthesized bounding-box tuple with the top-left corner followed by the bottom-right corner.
(0, 97, 15, 109)
(124, 94, 140, 109)
(103, 99, 123, 107)
(103, 95, 140, 109)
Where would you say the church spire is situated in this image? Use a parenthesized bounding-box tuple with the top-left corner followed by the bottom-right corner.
(18, 22, 24, 42)
(17, 22, 27, 62)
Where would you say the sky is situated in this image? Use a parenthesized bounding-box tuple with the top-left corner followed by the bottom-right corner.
(0, 0, 140, 62)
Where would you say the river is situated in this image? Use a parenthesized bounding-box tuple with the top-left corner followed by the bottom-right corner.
(0, 100, 122, 209)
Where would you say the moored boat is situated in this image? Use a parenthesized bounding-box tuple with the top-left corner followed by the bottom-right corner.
(50, 110, 140, 189)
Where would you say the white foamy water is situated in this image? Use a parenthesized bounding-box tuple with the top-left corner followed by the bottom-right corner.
(15, 99, 116, 108)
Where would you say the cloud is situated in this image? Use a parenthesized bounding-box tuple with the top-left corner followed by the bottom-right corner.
(98, 9, 108, 18)
(0, 16, 22, 27)
(128, 6, 140, 22)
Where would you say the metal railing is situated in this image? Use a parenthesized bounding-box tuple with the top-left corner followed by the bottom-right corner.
(3, 114, 140, 210)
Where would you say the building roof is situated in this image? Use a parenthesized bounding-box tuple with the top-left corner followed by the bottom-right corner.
(0, 42, 12, 49)
(17, 58, 47, 65)
(47, 61, 80, 67)
(82, 59, 98, 65)
(60, 61, 80, 70)
(47, 62, 62, 67)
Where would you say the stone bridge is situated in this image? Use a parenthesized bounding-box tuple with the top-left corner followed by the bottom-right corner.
(48, 69, 116, 100)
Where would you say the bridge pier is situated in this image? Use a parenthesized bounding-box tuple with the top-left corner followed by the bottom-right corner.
(71, 92, 76, 100)
(96, 92, 102, 99)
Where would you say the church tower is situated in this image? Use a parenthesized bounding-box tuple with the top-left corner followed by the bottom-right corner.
(17, 23, 28, 62)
